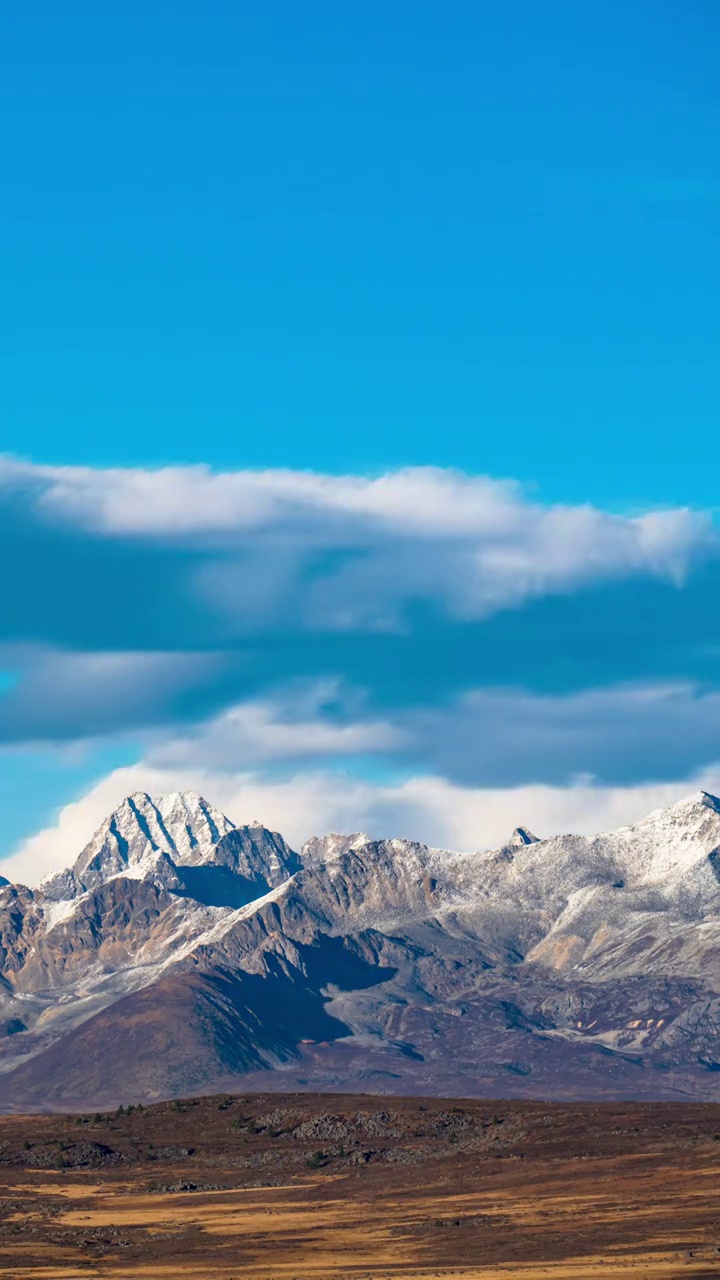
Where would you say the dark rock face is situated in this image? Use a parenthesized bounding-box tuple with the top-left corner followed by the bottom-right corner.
(4, 789, 720, 1108)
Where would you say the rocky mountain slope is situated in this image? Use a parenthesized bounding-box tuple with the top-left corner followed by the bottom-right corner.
(2, 789, 720, 1107)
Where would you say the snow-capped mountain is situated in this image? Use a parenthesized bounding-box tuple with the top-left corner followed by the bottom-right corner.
(39, 791, 299, 905)
(2, 790, 720, 1108)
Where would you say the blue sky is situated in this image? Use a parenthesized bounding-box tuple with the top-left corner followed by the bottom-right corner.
(1, 2, 719, 874)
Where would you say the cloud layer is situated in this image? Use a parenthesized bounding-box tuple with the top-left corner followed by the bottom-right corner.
(139, 678, 720, 790)
(3, 459, 712, 631)
(1, 456, 719, 876)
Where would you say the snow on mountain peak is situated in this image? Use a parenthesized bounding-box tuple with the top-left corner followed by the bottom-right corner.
(675, 789, 720, 815)
(600, 789, 720, 886)
(29, 786, 720, 932)
(301, 831, 373, 865)
(36, 790, 238, 901)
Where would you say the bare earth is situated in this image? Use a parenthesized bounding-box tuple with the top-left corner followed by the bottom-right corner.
(1, 1093, 720, 1279)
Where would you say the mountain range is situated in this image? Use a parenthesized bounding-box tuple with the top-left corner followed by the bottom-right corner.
(2, 788, 720, 1108)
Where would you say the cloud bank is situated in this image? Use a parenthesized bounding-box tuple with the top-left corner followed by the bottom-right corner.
(1, 456, 719, 878)
(6, 760, 720, 886)
(2, 458, 713, 636)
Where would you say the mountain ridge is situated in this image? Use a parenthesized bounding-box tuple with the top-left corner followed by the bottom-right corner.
(2, 789, 720, 1108)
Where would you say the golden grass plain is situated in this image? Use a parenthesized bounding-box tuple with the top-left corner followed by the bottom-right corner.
(1, 1093, 720, 1278)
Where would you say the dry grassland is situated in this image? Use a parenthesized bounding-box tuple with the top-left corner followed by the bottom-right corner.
(0, 1093, 719, 1278)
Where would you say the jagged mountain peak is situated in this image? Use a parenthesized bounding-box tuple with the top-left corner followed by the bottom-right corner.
(37, 791, 301, 908)
(67, 790, 235, 890)
(125, 790, 235, 838)
(301, 831, 374, 865)
(670, 789, 720, 816)
(508, 826, 540, 848)
(634, 789, 720, 825)
(499, 790, 720, 900)
(614, 789, 720, 874)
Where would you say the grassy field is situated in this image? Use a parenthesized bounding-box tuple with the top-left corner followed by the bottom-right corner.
(1, 1092, 720, 1278)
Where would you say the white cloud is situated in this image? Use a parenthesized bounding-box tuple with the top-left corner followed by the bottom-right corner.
(5, 759, 720, 887)
(145, 682, 403, 771)
(2, 457, 714, 628)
